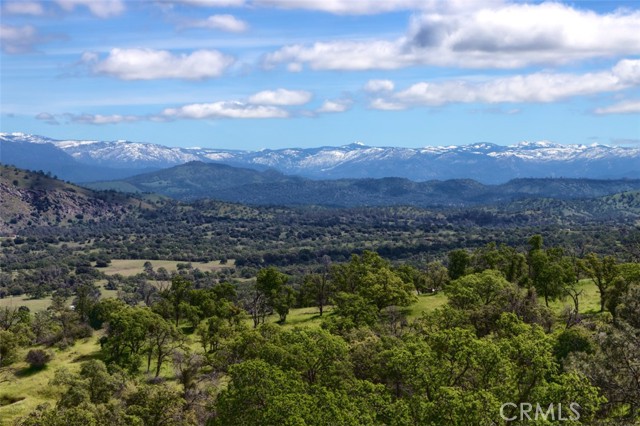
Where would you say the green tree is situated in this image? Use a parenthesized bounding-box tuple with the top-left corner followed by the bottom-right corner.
(302, 257, 333, 316)
(448, 249, 470, 280)
(252, 267, 293, 326)
(101, 306, 156, 371)
(0, 330, 19, 366)
(161, 275, 193, 327)
(272, 286, 296, 323)
(580, 253, 618, 312)
(332, 251, 415, 311)
(423, 260, 450, 292)
(145, 315, 182, 377)
(125, 384, 188, 426)
(528, 236, 575, 307)
(73, 283, 100, 324)
(213, 359, 311, 426)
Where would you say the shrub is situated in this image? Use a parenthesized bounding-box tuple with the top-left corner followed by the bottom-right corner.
(25, 349, 52, 369)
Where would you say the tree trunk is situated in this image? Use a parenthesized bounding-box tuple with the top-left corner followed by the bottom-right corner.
(155, 352, 163, 377)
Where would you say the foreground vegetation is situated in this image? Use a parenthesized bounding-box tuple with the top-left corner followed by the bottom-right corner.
(1, 234, 639, 425)
(2, 167, 640, 424)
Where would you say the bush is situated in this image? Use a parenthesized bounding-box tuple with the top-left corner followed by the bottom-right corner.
(25, 349, 52, 369)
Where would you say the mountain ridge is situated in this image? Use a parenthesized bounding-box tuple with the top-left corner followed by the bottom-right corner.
(2, 132, 638, 184)
(85, 161, 640, 208)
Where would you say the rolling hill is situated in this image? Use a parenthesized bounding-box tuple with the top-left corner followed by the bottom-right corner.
(85, 161, 640, 208)
(0, 165, 156, 235)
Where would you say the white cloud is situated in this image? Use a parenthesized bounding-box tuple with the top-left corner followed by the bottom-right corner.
(3, 1, 44, 15)
(264, 40, 414, 71)
(595, 100, 640, 115)
(407, 2, 640, 68)
(35, 112, 60, 125)
(183, 14, 248, 32)
(265, 2, 640, 71)
(248, 89, 312, 105)
(253, 0, 424, 15)
(317, 99, 351, 113)
(364, 79, 395, 92)
(370, 59, 640, 109)
(183, 15, 249, 33)
(55, 0, 125, 18)
(369, 98, 405, 111)
(170, 0, 245, 6)
(163, 101, 289, 119)
(89, 48, 234, 80)
(0, 25, 40, 54)
(66, 113, 140, 125)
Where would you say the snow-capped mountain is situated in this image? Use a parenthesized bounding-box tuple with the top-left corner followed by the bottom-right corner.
(1, 132, 638, 184)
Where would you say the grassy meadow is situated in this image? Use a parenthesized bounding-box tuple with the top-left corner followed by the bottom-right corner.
(0, 335, 102, 426)
(98, 259, 234, 277)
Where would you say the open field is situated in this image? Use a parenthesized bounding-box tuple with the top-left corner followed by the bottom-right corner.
(0, 296, 54, 313)
(549, 279, 601, 314)
(407, 292, 448, 320)
(0, 282, 121, 313)
(0, 334, 103, 426)
(98, 259, 234, 277)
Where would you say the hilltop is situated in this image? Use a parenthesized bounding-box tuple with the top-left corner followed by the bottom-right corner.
(0, 166, 157, 235)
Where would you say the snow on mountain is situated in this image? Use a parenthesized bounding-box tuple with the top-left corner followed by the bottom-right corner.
(1, 133, 639, 183)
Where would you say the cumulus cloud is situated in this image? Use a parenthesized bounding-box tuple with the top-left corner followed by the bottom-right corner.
(88, 48, 234, 80)
(369, 59, 640, 109)
(317, 99, 351, 113)
(182, 14, 248, 32)
(248, 89, 312, 106)
(55, 0, 124, 18)
(163, 101, 289, 119)
(264, 40, 414, 71)
(3, 1, 44, 15)
(364, 79, 395, 92)
(594, 100, 640, 115)
(265, 2, 640, 71)
(0, 25, 41, 54)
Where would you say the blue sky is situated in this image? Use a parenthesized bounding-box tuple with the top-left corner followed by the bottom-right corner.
(1, 0, 639, 150)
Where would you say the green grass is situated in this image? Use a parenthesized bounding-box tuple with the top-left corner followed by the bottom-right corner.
(406, 292, 449, 321)
(0, 282, 120, 314)
(255, 291, 448, 330)
(549, 279, 602, 314)
(99, 259, 234, 277)
(0, 296, 54, 313)
(0, 334, 102, 426)
(268, 306, 334, 330)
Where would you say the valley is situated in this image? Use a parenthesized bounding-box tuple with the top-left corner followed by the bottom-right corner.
(1, 164, 639, 425)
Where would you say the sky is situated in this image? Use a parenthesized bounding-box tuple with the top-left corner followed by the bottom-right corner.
(1, 0, 639, 150)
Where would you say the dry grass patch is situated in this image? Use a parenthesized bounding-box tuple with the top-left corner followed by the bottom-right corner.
(99, 259, 234, 277)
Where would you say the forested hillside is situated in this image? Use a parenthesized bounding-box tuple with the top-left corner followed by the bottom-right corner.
(0, 166, 157, 234)
(86, 161, 640, 207)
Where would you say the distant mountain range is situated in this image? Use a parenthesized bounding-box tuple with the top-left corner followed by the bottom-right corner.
(1, 132, 639, 184)
(86, 161, 640, 208)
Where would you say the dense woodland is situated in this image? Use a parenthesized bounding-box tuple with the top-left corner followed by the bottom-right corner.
(1, 167, 640, 425)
